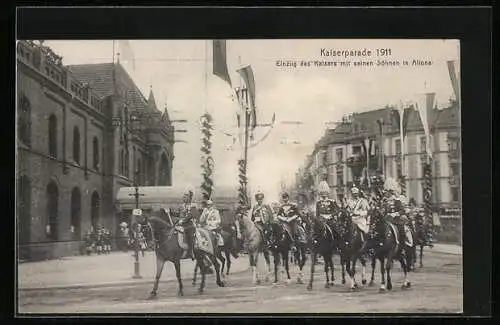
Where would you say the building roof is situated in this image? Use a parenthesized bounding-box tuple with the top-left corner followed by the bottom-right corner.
(68, 62, 151, 111)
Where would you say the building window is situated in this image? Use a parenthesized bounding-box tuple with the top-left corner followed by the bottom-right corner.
(73, 126, 81, 164)
(327, 166, 334, 186)
(70, 187, 81, 241)
(91, 191, 100, 231)
(451, 187, 460, 202)
(352, 145, 362, 156)
(336, 148, 343, 163)
(395, 139, 401, 155)
(159, 153, 171, 186)
(395, 139, 402, 177)
(336, 168, 344, 187)
(93, 137, 99, 170)
(48, 114, 58, 158)
(46, 182, 59, 241)
(420, 136, 427, 153)
(450, 162, 460, 177)
(18, 95, 31, 146)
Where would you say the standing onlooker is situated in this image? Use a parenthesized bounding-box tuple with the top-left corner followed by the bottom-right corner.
(118, 222, 129, 252)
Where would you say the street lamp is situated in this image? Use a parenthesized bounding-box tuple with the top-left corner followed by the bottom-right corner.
(129, 169, 144, 279)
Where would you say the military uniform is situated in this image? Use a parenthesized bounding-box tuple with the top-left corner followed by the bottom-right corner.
(199, 203, 224, 247)
(346, 188, 370, 241)
(179, 190, 197, 260)
(277, 195, 302, 251)
(251, 200, 274, 246)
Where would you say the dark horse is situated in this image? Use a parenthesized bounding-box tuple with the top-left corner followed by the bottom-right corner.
(141, 216, 225, 298)
(192, 223, 240, 285)
(367, 206, 413, 292)
(410, 216, 433, 270)
(336, 208, 370, 291)
(268, 221, 307, 285)
(307, 215, 339, 290)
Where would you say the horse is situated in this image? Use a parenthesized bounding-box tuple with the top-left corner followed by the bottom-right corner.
(367, 206, 413, 292)
(235, 212, 272, 285)
(307, 215, 339, 290)
(139, 215, 225, 298)
(336, 208, 370, 291)
(410, 216, 433, 270)
(268, 220, 307, 285)
(192, 222, 240, 286)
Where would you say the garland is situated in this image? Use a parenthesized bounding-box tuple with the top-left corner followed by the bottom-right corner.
(422, 157, 433, 224)
(200, 113, 214, 201)
(237, 159, 248, 207)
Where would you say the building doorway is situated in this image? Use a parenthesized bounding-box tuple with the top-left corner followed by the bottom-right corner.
(46, 182, 59, 241)
(71, 187, 82, 241)
(91, 191, 100, 231)
(17, 176, 31, 259)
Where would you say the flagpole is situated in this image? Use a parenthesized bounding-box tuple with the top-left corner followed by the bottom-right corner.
(398, 103, 406, 195)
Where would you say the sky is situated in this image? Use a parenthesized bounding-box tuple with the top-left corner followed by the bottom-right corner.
(45, 39, 459, 202)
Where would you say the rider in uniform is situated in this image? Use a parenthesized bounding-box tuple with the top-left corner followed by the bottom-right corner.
(277, 192, 303, 252)
(250, 192, 274, 248)
(382, 177, 410, 247)
(315, 181, 340, 235)
(198, 199, 224, 247)
(346, 187, 370, 242)
(179, 188, 197, 260)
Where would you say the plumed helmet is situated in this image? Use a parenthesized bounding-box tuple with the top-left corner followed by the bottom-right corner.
(281, 192, 289, 199)
(351, 187, 360, 194)
(255, 192, 264, 200)
(120, 222, 127, 228)
(317, 181, 330, 194)
(384, 177, 401, 194)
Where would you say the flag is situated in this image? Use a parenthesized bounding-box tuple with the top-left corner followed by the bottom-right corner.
(213, 40, 232, 87)
(447, 60, 460, 105)
(415, 92, 436, 159)
(237, 65, 257, 129)
(117, 40, 135, 70)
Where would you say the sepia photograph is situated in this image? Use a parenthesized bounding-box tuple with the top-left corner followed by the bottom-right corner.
(16, 38, 462, 314)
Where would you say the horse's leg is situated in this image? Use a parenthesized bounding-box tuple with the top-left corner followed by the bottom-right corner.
(210, 254, 225, 287)
(307, 251, 316, 291)
(360, 256, 367, 285)
(330, 251, 335, 286)
(148, 255, 166, 299)
(295, 248, 304, 284)
(273, 251, 280, 285)
(386, 254, 394, 291)
(283, 250, 292, 284)
(419, 245, 424, 268)
(225, 250, 231, 276)
(323, 253, 330, 288)
(341, 255, 346, 285)
(196, 253, 206, 294)
(174, 259, 184, 296)
(249, 252, 258, 285)
(378, 256, 387, 293)
(349, 258, 359, 291)
(192, 260, 198, 286)
(218, 250, 226, 279)
(263, 250, 271, 282)
(369, 255, 376, 286)
(400, 251, 412, 289)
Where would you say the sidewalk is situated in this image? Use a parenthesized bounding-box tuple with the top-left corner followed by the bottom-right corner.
(18, 251, 249, 291)
(431, 243, 462, 255)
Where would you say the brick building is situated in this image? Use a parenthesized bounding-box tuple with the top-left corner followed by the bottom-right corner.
(16, 40, 175, 260)
(297, 103, 461, 210)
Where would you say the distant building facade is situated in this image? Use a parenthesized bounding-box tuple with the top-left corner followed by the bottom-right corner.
(297, 103, 461, 210)
(16, 40, 175, 260)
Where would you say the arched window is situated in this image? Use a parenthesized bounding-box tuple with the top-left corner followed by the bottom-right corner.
(70, 187, 81, 240)
(48, 114, 58, 158)
(73, 126, 80, 164)
(91, 191, 100, 231)
(158, 153, 171, 186)
(18, 95, 31, 145)
(93, 137, 99, 170)
(46, 182, 59, 241)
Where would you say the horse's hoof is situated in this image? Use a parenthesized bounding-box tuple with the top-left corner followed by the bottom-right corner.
(378, 287, 386, 293)
(349, 287, 356, 292)
(272, 282, 278, 287)
(342, 279, 346, 285)
(362, 279, 367, 285)
(297, 278, 303, 284)
(368, 281, 374, 287)
(192, 281, 196, 286)
(387, 283, 393, 291)
(402, 282, 411, 289)
(354, 283, 360, 289)
(146, 294, 157, 300)
(307, 284, 313, 291)
(198, 288, 204, 294)
(285, 279, 292, 285)
(265, 276, 270, 283)
(330, 282, 335, 287)
(177, 290, 184, 297)
(256, 279, 262, 285)
(324, 283, 330, 289)
(218, 281, 225, 287)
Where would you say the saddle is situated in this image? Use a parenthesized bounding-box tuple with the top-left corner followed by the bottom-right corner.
(281, 222, 306, 243)
(385, 221, 413, 247)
